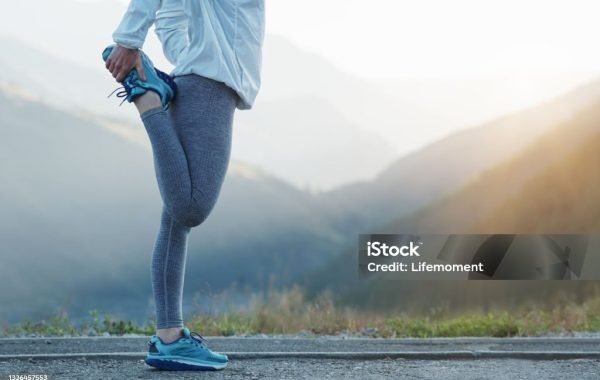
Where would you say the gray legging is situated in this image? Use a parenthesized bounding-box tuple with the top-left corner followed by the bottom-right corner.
(140, 74, 238, 329)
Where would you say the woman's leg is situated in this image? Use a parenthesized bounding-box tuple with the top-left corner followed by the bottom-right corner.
(151, 206, 190, 341)
(136, 75, 238, 341)
(139, 75, 237, 228)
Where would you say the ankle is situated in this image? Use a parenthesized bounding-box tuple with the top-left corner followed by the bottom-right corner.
(134, 91, 162, 114)
(156, 327, 183, 343)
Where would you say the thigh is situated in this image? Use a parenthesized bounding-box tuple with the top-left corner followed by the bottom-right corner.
(167, 75, 238, 197)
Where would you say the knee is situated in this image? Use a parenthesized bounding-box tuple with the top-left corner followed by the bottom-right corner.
(170, 199, 217, 228)
(178, 212, 208, 228)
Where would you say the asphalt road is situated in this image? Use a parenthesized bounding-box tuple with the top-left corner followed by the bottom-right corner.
(0, 336, 599, 379)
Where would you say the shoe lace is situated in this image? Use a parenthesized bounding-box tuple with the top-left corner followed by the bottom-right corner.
(106, 72, 142, 106)
(188, 331, 207, 348)
(107, 87, 129, 106)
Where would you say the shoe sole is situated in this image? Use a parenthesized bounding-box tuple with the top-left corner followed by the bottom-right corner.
(145, 356, 228, 371)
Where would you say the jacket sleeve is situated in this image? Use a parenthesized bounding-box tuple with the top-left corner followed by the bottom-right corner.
(112, 0, 163, 49)
(154, 0, 188, 65)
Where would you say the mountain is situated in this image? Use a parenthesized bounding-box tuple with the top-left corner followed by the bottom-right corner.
(0, 36, 139, 118)
(4, 0, 600, 321)
(476, 122, 600, 233)
(3, 0, 599, 190)
(0, 0, 138, 72)
(0, 88, 342, 324)
(0, 35, 401, 189)
(0, 86, 159, 321)
(386, 101, 600, 234)
(304, 92, 600, 310)
(3, 1, 596, 155)
(256, 35, 451, 152)
(318, 79, 600, 234)
(233, 95, 396, 190)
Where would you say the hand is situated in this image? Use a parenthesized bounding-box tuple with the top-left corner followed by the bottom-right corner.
(105, 44, 146, 83)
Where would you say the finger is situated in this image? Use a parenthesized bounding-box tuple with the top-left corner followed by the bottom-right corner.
(113, 63, 124, 80)
(117, 63, 130, 82)
(107, 58, 117, 74)
(106, 56, 116, 72)
(116, 69, 125, 83)
(110, 62, 118, 78)
(106, 48, 118, 66)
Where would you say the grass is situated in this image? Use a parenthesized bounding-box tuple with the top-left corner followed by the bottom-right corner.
(1, 308, 157, 337)
(3, 287, 600, 338)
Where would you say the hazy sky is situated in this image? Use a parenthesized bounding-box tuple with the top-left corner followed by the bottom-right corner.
(3, 0, 600, 187)
(99, 0, 600, 81)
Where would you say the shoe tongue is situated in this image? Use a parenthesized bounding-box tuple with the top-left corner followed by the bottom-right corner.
(182, 327, 191, 338)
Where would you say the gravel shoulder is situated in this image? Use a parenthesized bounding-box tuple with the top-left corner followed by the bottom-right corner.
(1, 337, 599, 379)
(1, 358, 600, 380)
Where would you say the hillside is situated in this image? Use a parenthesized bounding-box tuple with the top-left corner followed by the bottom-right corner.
(305, 95, 600, 309)
(386, 101, 600, 234)
(257, 35, 451, 151)
(319, 79, 600, 234)
(0, 35, 400, 189)
(477, 133, 600, 233)
(234, 95, 396, 190)
(0, 89, 342, 324)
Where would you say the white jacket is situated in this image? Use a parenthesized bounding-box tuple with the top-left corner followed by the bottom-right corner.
(112, 0, 265, 110)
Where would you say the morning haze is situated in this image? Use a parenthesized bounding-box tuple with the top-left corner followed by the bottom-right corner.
(1, 0, 599, 325)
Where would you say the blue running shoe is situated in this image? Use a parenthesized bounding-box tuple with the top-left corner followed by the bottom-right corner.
(102, 44, 177, 107)
(144, 327, 228, 371)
